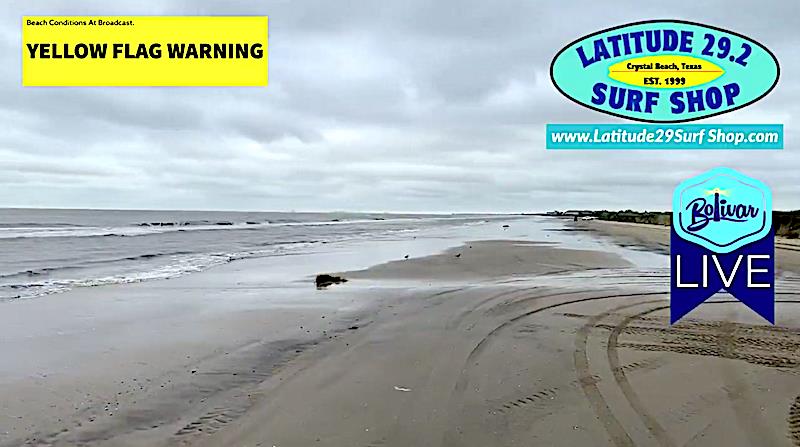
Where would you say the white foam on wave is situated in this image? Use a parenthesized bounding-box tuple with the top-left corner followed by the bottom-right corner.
(1, 253, 231, 300)
(0, 222, 273, 239)
(0, 216, 445, 239)
(0, 239, 324, 301)
(0, 216, 507, 300)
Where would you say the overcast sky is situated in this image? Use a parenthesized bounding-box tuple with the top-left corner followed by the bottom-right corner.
(1, 1, 797, 213)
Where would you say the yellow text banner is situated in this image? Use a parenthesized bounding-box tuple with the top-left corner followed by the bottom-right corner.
(22, 16, 268, 86)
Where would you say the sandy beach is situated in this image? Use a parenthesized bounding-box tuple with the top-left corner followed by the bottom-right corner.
(573, 219, 800, 275)
(3, 217, 800, 446)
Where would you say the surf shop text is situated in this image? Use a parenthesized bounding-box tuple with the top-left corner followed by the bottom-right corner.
(576, 29, 749, 115)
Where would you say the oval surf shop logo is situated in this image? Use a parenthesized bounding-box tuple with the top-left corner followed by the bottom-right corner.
(672, 167, 772, 253)
(550, 20, 780, 123)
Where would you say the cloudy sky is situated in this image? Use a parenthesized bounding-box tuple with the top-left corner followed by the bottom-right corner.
(1, 0, 797, 212)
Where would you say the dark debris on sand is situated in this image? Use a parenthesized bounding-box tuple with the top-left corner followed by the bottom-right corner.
(315, 274, 348, 289)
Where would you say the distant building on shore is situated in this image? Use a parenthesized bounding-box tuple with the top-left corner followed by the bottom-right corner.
(563, 210, 594, 217)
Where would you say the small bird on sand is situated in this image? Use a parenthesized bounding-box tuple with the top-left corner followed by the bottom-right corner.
(455, 253, 461, 258)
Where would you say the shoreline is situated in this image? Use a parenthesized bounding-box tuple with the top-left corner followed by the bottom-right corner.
(4, 217, 800, 446)
(0, 218, 539, 446)
(0, 213, 519, 302)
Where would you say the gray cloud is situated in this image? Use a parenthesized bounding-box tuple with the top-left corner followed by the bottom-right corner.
(1, 0, 798, 212)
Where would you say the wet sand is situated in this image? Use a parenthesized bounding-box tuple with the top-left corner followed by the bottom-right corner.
(345, 239, 633, 281)
(0, 274, 379, 447)
(4, 219, 800, 446)
(203, 239, 800, 446)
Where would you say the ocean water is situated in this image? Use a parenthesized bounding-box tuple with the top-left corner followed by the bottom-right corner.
(0, 209, 500, 301)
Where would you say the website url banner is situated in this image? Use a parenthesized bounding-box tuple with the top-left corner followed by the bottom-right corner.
(546, 124, 783, 150)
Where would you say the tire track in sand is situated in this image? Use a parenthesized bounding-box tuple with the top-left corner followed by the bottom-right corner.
(789, 395, 800, 446)
(574, 299, 664, 447)
(455, 290, 667, 394)
(609, 299, 800, 447)
(444, 290, 664, 446)
(448, 291, 800, 446)
(606, 304, 675, 447)
(717, 320, 783, 447)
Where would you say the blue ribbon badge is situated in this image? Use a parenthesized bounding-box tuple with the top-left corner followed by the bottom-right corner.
(671, 167, 774, 323)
